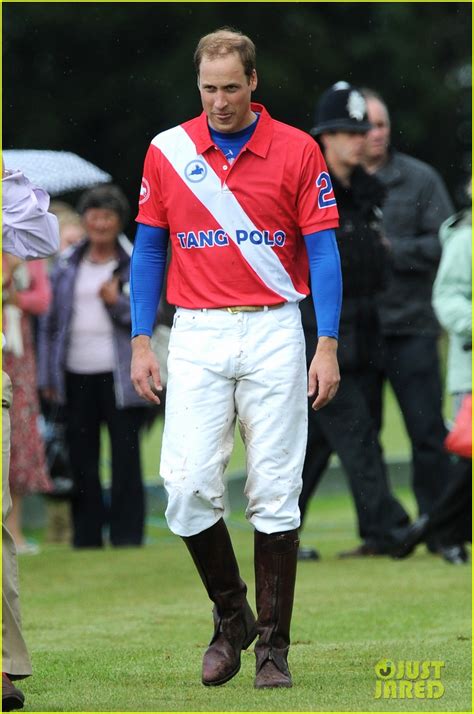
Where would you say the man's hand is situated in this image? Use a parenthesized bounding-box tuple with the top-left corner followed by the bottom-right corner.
(308, 336, 340, 411)
(131, 334, 163, 405)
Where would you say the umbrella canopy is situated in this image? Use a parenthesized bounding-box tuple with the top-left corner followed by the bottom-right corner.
(2, 149, 112, 196)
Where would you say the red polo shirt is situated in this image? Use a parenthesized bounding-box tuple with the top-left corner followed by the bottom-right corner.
(137, 103, 339, 308)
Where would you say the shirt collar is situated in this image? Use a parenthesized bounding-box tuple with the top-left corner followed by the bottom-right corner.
(193, 102, 273, 158)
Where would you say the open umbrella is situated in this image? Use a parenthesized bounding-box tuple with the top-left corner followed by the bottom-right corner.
(2, 149, 112, 196)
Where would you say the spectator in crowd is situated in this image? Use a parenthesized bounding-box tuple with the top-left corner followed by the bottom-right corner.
(361, 89, 455, 543)
(48, 201, 85, 253)
(38, 185, 148, 549)
(298, 82, 410, 560)
(2, 160, 60, 711)
(392, 187, 472, 563)
(38, 201, 85, 545)
(3, 254, 53, 555)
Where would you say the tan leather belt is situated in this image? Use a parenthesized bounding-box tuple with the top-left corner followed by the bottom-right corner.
(218, 303, 286, 314)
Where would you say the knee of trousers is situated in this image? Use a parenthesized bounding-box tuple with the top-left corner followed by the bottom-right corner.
(246, 484, 302, 534)
(164, 483, 226, 538)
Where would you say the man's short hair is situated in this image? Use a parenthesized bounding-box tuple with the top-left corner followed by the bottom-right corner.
(77, 184, 129, 229)
(194, 27, 256, 80)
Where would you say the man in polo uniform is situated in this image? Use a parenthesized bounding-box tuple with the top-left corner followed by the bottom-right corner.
(130, 28, 342, 689)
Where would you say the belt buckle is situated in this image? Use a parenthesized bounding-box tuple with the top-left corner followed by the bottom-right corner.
(227, 306, 241, 314)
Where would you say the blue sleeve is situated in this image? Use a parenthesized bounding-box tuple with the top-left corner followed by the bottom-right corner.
(130, 223, 169, 338)
(303, 229, 342, 339)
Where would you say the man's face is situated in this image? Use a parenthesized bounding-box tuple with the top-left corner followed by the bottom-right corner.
(198, 52, 257, 133)
(323, 131, 368, 169)
(365, 98, 391, 162)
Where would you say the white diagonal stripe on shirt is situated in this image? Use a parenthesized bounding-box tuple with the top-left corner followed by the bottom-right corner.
(152, 126, 305, 302)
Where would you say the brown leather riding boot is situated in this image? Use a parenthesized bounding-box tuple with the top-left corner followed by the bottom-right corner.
(2, 673, 25, 711)
(183, 519, 257, 686)
(254, 528, 299, 688)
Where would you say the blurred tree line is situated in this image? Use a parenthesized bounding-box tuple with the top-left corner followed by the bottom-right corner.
(3, 2, 471, 236)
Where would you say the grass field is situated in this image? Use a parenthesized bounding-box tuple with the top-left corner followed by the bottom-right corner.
(20, 343, 468, 712)
(19, 484, 471, 713)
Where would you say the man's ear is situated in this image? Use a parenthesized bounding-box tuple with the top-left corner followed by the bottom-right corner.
(250, 69, 258, 92)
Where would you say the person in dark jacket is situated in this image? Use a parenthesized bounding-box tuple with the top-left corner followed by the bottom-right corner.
(298, 83, 410, 560)
(361, 89, 455, 539)
(38, 185, 148, 549)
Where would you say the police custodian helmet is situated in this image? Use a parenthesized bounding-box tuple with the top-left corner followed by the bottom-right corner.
(310, 81, 372, 136)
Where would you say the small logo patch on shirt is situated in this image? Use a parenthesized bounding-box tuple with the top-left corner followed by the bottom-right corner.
(139, 177, 150, 205)
(185, 160, 207, 183)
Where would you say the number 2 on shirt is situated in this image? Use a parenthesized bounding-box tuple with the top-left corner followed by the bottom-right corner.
(316, 172, 337, 208)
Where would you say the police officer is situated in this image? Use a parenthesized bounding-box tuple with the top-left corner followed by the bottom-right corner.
(298, 82, 410, 559)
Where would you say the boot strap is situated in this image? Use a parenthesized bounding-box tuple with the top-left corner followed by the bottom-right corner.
(255, 644, 290, 677)
(209, 612, 222, 646)
(209, 606, 250, 646)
